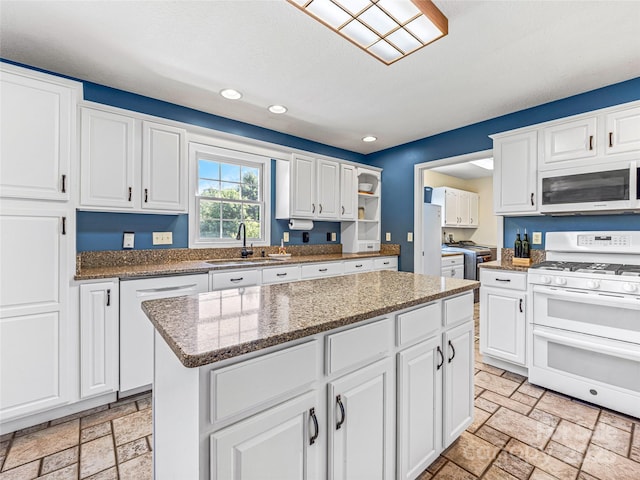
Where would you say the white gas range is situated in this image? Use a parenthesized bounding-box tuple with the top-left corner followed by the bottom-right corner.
(527, 231, 640, 419)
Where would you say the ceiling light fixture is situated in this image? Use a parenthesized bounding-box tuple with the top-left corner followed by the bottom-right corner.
(220, 88, 242, 100)
(362, 135, 377, 142)
(470, 158, 494, 170)
(287, 0, 448, 65)
(268, 105, 288, 114)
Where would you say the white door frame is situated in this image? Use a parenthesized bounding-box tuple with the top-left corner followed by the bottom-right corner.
(413, 149, 503, 274)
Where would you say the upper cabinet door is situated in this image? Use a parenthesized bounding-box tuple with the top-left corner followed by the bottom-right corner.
(542, 116, 597, 168)
(340, 164, 357, 220)
(80, 108, 136, 209)
(141, 121, 187, 212)
(443, 189, 458, 226)
(468, 193, 479, 226)
(605, 105, 640, 155)
(316, 159, 340, 219)
(0, 68, 79, 201)
(457, 190, 470, 225)
(291, 154, 316, 218)
(493, 131, 538, 214)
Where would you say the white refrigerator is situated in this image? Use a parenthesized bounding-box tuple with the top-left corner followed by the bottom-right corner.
(422, 203, 443, 276)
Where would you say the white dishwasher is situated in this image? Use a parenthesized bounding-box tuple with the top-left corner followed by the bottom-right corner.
(119, 274, 208, 395)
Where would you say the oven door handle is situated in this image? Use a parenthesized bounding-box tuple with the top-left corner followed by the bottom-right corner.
(532, 285, 640, 308)
(533, 327, 640, 361)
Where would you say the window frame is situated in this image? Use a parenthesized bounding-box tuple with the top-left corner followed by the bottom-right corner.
(189, 142, 271, 248)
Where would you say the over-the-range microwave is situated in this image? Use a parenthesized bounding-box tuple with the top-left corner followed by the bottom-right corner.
(539, 161, 640, 214)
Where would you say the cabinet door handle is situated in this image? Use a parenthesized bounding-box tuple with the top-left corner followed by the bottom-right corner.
(106, 289, 111, 306)
(61, 174, 67, 193)
(437, 346, 444, 370)
(342, 206, 345, 215)
(336, 395, 346, 430)
(309, 407, 319, 445)
(450, 269, 455, 277)
(144, 188, 149, 203)
(312, 204, 315, 213)
(319, 204, 323, 214)
(609, 131, 613, 147)
(61, 217, 67, 235)
(530, 193, 534, 206)
(230, 277, 244, 282)
(448, 340, 456, 363)
(589, 135, 594, 150)
(128, 187, 132, 202)
(519, 298, 523, 313)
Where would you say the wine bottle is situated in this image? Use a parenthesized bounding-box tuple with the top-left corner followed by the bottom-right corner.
(522, 229, 530, 258)
(514, 229, 522, 258)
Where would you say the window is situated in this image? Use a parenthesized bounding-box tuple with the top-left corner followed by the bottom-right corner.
(190, 144, 270, 247)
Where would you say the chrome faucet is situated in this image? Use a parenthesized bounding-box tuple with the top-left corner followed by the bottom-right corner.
(236, 222, 253, 258)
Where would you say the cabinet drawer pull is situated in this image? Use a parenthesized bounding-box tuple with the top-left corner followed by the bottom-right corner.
(519, 298, 523, 313)
(496, 278, 511, 282)
(309, 407, 319, 445)
(355, 264, 363, 268)
(383, 261, 390, 265)
(61, 217, 67, 235)
(448, 340, 456, 363)
(128, 187, 132, 202)
(437, 346, 444, 370)
(609, 131, 613, 147)
(276, 273, 287, 277)
(589, 135, 594, 150)
(106, 289, 111, 306)
(336, 394, 346, 430)
(144, 188, 149, 203)
(319, 268, 328, 272)
(230, 277, 244, 282)
(61, 174, 66, 193)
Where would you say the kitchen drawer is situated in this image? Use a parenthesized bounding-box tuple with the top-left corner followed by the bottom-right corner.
(396, 302, 441, 347)
(210, 269, 260, 291)
(209, 341, 318, 425)
(374, 256, 398, 270)
(262, 265, 300, 284)
(480, 269, 527, 291)
(343, 258, 374, 274)
(326, 318, 392, 374)
(441, 254, 464, 267)
(443, 292, 473, 327)
(441, 265, 464, 279)
(301, 261, 344, 279)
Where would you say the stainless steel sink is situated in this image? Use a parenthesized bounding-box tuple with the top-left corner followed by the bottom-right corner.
(205, 258, 280, 267)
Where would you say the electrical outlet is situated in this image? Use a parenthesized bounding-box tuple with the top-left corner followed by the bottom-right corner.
(532, 231, 542, 245)
(407, 232, 413, 242)
(385, 232, 391, 241)
(331, 232, 336, 241)
(123, 232, 134, 249)
(153, 232, 173, 245)
(283, 232, 289, 242)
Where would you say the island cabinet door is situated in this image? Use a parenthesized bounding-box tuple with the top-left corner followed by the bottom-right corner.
(397, 336, 442, 480)
(210, 390, 321, 480)
(328, 357, 395, 480)
(442, 321, 474, 448)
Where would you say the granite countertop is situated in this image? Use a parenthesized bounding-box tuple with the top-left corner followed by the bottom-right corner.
(75, 251, 397, 281)
(141, 270, 479, 368)
(479, 260, 531, 272)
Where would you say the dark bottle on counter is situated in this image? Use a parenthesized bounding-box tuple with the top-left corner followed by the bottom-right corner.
(514, 229, 522, 258)
(522, 229, 530, 258)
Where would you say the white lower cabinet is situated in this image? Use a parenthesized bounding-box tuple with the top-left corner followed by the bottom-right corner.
(329, 358, 394, 480)
(80, 281, 119, 398)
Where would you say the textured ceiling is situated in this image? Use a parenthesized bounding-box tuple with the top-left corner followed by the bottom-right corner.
(1, 0, 639, 154)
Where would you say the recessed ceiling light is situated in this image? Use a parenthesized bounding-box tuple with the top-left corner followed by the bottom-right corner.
(362, 136, 377, 142)
(220, 88, 242, 100)
(268, 105, 288, 114)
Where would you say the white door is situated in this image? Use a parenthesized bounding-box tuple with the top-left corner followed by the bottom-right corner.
(340, 164, 357, 220)
(493, 131, 538, 214)
(468, 193, 479, 227)
(480, 287, 526, 365)
(80, 108, 136, 209)
(211, 391, 320, 480)
(329, 358, 394, 480)
(605, 105, 640, 155)
(0, 206, 71, 420)
(0, 69, 76, 201)
(291, 155, 316, 218)
(442, 321, 474, 448)
(543, 116, 597, 166)
(141, 121, 186, 211)
(443, 189, 458, 226)
(317, 159, 340, 219)
(397, 337, 442, 480)
(80, 282, 119, 398)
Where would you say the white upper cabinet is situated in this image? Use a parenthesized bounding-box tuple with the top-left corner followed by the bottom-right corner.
(0, 65, 81, 201)
(605, 105, 640, 155)
(79, 106, 187, 213)
(316, 158, 340, 219)
(492, 130, 538, 214)
(289, 154, 316, 218)
(542, 116, 597, 167)
(468, 192, 479, 226)
(339, 163, 357, 220)
(432, 187, 479, 227)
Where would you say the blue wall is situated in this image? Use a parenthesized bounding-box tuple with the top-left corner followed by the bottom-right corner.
(366, 77, 640, 271)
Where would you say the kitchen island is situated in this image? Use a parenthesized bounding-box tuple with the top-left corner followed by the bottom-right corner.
(142, 270, 478, 480)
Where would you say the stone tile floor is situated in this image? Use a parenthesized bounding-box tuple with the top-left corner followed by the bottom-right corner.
(1, 303, 639, 479)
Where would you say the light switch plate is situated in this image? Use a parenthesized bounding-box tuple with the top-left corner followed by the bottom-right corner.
(153, 232, 173, 245)
(385, 232, 391, 241)
(532, 232, 542, 245)
(407, 232, 413, 242)
(123, 232, 134, 249)
(283, 232, 289, 242)
(331, 232, 337, 241)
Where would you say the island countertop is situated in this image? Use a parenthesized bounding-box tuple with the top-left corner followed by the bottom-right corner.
(142, 270, 479, 368)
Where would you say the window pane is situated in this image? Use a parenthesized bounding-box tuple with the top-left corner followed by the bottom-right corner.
(222, 220, 240, 239)
(243, 204, 260, 222)
(241, 167, 260, 201)
(221, 163, 241, 183)
(199, 160, 219, 180)
(244, 220, 261, 240)
(199, 200, 221, 238)
(199, 179, 220, 196)
(220, 182, 241, 200)
(221, 201, 241, 220)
